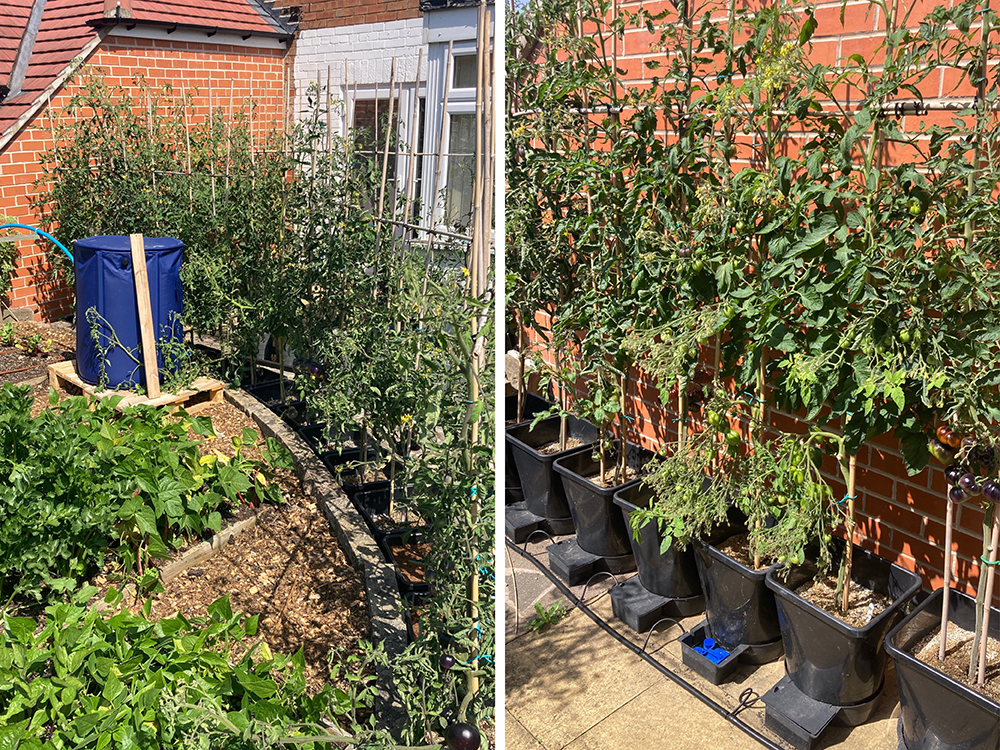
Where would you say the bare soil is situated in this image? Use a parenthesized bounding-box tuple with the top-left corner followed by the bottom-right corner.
(0, 321, 74, 385)
(794, 574, 893, 628)
(537, 436, 584, 455)
(715, 532, 774, 570)
(390, 540, 431, 584)
(590, 465, 639, 488)
(912, 620, 1000, 702)
(64, 396, 371, 695)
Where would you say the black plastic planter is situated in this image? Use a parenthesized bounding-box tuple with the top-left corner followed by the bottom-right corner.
(553, 441, 654, 558)
(680, 621, 748, 685)
(319, 451, 398, 501)
(505, 393, 553, 505)
(613, 482, 701, 599)
(693, 517, 783, 661)
(765, 542, 921, 709)
(887, 587, 1000, 750)
(299, 424, 365, 456)
(244, 378, 299, 409)
(506, 414, 599, 523)
(353, 485, 422, 557)
(384, 529, 430, 602)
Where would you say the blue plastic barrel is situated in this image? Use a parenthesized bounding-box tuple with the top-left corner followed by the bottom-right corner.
(74, 235, 184, 389)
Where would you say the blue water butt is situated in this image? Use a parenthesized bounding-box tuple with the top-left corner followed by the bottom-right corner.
(74, 235, 184, 389)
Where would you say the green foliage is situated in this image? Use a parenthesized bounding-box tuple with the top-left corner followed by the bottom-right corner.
(509, 0, 1000, 602)
(0, 219, 17, 306)
(0, 588, 383, 749)
(526, 601, 568, 633)
(381, 263, 496, 745)
(0, 383, 289, 603)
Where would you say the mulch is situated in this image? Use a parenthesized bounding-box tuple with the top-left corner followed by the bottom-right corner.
(34, 384, 369, 696)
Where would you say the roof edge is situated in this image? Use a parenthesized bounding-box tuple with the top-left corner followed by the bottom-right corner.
(0, 29, 109, 154)
(86, 16, 294, 43)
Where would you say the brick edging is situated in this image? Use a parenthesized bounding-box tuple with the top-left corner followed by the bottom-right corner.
(223, 388, 408, 736)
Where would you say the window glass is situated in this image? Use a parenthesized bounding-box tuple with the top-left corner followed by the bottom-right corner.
(445, 113, 476, 228)
(453, 55, 478, 89)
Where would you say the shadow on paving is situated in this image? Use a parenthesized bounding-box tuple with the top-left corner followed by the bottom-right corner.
(505, 536, 904, 750)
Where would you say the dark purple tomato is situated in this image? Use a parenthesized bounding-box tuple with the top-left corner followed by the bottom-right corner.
(949, 486, 969, 504)
(979, 447, 997, 474)
(983, 479, 1000, 504)
(444, 723, 482, 750)
(959, 474, 980, 496)
(945, 465, 964, 485)
(438, 630, 452, 647)
(678, 247, 692, 258)
(440, 655, 456, 671)
(963, 437, 977, 451)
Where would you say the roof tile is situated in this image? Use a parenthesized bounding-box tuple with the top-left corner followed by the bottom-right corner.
(1, 0, 290, 143)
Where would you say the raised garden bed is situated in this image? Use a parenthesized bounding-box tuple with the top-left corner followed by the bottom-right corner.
(0, 321, 74, 385)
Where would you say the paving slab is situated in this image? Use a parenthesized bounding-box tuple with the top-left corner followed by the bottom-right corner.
(506, 608, 663, 749)
(506, 540, 907, 750)
(564, 678, 762, 750)
(505, 710, 547, 750)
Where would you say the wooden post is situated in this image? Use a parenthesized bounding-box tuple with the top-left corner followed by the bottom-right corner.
(979, 508, 1000, 685)
(129, 234, 161, 399)
(377, 58, 398, 222)
(940, 490, 956, 661)
(840, 454, 858, 613)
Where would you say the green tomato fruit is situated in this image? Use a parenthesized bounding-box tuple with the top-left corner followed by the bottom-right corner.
(899, 329, 912, 344)
(692, 259, 704, 273)
(908, 198, 923, 216)
(725, 429, 741, 448)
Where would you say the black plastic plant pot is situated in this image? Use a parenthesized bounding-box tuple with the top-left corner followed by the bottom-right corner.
(765, 542, 921, 708)
(244, 378, 299, 409)
(299, 424, 365, 456)
(886, 587, 1000, 750)
(384, 529, 431, 602)
(353, 485, 422, 553)
(693, 518, 783, 660)
(552, 441, 655, 558)
(613, 482, 701, 599)
(680, 621, 748, 685)
(280, 401, 324, 431)
(505, 393, 554, 505)
(506, 414, 599, 521)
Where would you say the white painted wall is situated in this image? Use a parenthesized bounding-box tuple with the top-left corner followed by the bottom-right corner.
(292, 17, 426, 133)
(290, 7, 493, 230)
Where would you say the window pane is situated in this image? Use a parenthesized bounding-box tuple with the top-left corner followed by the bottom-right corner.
(445, 113, 476, 228)
(453, 55, 478, 89)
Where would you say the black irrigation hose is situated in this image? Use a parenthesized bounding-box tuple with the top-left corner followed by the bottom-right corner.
(507, 540, 785, 750)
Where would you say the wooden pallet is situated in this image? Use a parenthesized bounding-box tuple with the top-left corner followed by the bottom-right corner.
(47, 360, 224, 411)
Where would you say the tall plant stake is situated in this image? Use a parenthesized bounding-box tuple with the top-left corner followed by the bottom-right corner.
(939, 487, 955, 661)
(977, 506, 1000, 685)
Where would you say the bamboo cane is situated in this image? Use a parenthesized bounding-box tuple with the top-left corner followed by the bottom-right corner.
(226, 79, 234, 200)
(377, 58, 398, 223)
(146, 79, 157, 197)
(401, 49, 425, 259)
(465, 0, 489, 701)
(840, 454, 858, 614)
(208, 78, 217, 216)
(183, 89, 194, 214)
(978, 508, 1000, 685)
(940, 490, 956, 661)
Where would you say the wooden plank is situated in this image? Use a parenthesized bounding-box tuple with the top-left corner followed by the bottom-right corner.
(129, 233, 161, 399)
(47, 360, 223, 411)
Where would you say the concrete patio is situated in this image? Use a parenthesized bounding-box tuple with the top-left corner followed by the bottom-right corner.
(504, 536, 903, 750)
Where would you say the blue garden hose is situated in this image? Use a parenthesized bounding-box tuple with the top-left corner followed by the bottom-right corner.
(0, 223, 73, 263)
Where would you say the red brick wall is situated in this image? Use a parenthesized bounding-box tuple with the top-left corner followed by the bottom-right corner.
(519, 0, 993, 598)
(0, 34, 287, 322)
(273, 0, 422, 31)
